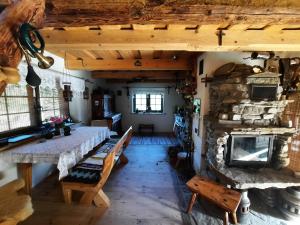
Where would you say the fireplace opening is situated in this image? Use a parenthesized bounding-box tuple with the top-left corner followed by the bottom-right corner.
(226, 135, 275, 167)
(250, 84, 278, 101)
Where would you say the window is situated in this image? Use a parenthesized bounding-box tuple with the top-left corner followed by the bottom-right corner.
(0, 84, 33, 132)
(133, 93, 163, 113)
(40, 86, 61, 121)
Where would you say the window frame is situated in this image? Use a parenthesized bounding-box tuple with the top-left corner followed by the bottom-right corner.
(132, 93, 164, 114)
(39, 86, 61, 121)
(0, 83, 65, 137)
(0, 84, 37, 138)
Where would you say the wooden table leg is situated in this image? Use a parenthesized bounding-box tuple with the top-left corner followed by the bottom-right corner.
(186, 193, 198, 214)
(18, 163, 32, 195)
(231, 212, 238, 224)
(223, 212, 229, 225)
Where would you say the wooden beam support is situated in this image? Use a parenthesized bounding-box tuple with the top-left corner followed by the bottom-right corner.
(42, 25, 300, 51)
(106, 79, 178, 84)
(0, 0, 11, 6)
(222, 28, 300, 51)
(66, 58, 191, 71)
(41, 28, 218, 51)
(92, 71, 187, 79)
(44, 0, 300, 27)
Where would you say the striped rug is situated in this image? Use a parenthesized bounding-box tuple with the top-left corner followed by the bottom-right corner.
(130, 135, 178, 145)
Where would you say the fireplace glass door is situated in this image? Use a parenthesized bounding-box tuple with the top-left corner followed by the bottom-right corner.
(227, 135, 274, 167)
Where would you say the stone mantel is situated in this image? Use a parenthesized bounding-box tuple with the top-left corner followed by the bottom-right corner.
(231, 127, 297, 135)
(208, 159, 300, 190)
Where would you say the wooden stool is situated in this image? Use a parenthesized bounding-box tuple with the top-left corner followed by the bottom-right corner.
(0, 179, 33, 225)
(186, 175, 241, 225)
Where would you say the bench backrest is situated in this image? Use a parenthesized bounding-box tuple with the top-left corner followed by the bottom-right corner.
(97, 126, 133, 189)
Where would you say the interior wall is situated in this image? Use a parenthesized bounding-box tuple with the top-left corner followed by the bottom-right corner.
(0, 52, 100, 187)
(106, 82, 185, 133)
(192, 52, 264, 173)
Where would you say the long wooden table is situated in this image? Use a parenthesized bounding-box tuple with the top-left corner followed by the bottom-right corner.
(0, 126, 110, 194)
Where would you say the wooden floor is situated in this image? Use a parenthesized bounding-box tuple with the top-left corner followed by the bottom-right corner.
(20, 144, 184, 225)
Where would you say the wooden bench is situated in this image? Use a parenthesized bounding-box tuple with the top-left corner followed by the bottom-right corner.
(0, 179, 33, 225)
(61, 126, 133, 207)
(138, 124, 154, 135)
(186, 175, 242, 225)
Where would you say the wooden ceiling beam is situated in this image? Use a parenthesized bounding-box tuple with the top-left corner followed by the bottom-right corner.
(92, 71, 187, 79)
(66, 58, 191, 71)
(42, 25, 300, 51)
(106, 79, 178, 84)
(41, 28, 218, 51)
(44, 0, 300, 27)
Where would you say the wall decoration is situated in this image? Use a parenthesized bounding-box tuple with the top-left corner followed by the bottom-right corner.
(193, 98, 201, 114)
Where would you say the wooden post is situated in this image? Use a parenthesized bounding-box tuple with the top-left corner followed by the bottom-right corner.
(0, 0, 45, 95)
(186, 193, 198, 214)
(18, 163, 33, 195)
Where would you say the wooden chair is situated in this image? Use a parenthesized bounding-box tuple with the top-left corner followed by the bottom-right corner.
(61, 126, 133, 208)
(186, 175, 242, 225)
(0, 179, 33, 225)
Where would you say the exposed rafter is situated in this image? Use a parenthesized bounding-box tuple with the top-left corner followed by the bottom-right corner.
(44, 0, 300, 27)
(66, 58, 191, 71)
(92, 71, 187, 79)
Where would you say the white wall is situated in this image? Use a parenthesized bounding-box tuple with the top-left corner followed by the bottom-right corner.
(192, 52, 264, 173)
(107, 82, 185, 133)
(0, 52, 101, 187)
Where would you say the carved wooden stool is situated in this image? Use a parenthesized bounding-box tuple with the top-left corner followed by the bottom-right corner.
(186, 175, 241, 225)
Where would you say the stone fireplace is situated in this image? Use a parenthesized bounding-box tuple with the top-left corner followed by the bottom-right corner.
(204, 63, 300, 222)
(206, 67, 296, 170)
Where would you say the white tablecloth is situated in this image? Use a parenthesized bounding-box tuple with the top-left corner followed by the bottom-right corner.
(0, 126, 110, 179)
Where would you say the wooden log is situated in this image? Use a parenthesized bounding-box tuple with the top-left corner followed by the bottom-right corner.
(0, 0, 45, 94)
(0, 0, 45, 67)
(41, 26, 300, 52)
(44, 0, 300, 27)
